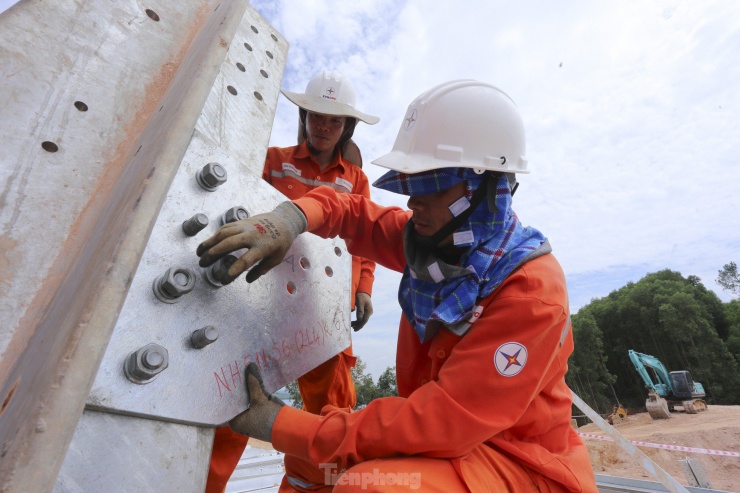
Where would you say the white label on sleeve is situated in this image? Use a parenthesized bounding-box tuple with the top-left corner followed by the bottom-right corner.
(282, 163, 301, 176)
(468, 305, 484, 323)
(335, 177, 353, 192)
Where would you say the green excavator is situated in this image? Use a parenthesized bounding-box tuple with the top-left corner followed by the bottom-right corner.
(627, 349, 708, 419)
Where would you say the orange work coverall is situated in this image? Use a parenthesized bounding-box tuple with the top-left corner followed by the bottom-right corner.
(268, 187, 598, 492)
(206, 144, 376, 493)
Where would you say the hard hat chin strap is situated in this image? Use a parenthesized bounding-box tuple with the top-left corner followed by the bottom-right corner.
(413, 173, 491, 250)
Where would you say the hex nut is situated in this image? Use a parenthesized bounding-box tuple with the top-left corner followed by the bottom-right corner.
(196, 162, 228, 191)
(191, 326, 219, 349)
(221, 206, 249, 225)
(205, 254, 238, 287)
(153, 267, 196, 303)
(182, 213, 209, 236)
(124, 343, 169, 384)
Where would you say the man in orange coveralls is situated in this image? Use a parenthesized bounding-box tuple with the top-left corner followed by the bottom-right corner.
(198, 80, 598, 492)
(205, 70, 379, 493)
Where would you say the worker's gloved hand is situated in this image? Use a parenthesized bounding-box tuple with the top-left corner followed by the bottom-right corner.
(229, 363, 284, 442)
(351, 292, 373, 331)
(197, 202, 307, 284)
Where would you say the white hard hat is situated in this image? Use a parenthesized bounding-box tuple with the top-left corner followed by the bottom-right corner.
(372, 80, 528, 174)
(281, 70, 379, 125)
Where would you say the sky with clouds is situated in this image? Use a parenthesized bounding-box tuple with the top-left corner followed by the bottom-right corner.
(249, 0, 740, 379)
(2, 0, 738, 380)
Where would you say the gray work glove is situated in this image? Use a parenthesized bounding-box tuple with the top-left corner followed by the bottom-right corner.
(229, 363, 284, 442)
(351, 292, 373, 331)
(197, 202, 307, 284)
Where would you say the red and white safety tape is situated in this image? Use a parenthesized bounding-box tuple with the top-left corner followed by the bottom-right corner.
(578, 432, 740, 457)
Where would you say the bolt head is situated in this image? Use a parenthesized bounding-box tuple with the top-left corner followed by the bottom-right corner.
(160, 267, 196, 299)
(222, 206, 249, 225)
(210, 255, 238, 284)
(197, 162, 228, 190)
(124, 343, 169, 383)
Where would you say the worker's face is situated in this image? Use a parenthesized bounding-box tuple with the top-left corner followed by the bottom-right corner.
(407, 181, 467, 246)
(305, 111, 345, 153)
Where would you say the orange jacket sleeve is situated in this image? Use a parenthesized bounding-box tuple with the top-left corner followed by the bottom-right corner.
(293, 186, 410, 274)
(349, 171, 376, 296)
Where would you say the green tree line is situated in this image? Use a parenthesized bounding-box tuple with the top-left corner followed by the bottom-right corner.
(286, 358, 398, 410)
(566, 266, 740, 415)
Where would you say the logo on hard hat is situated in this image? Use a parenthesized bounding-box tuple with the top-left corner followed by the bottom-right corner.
(322, 86, 338, 101)
(404, 109, 417, 130)
(494, 342, 527, 377)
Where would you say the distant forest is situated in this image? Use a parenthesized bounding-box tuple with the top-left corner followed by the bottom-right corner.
(567, 267, 740, 415)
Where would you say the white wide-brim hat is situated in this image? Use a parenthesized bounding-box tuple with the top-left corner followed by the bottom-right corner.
(280, 70, 379, 125)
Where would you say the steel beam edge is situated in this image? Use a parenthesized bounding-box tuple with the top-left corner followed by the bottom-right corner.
(0, 1, 251, 491)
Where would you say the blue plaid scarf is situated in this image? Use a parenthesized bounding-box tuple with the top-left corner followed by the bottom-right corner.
(374, 169, 550, 342)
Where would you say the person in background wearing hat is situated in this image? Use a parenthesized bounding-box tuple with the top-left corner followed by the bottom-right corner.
(198, 80, 598, 492)
(205, 70, 380, 493)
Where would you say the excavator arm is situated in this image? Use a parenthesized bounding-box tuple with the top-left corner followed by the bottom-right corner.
(627, 350, 672, 397)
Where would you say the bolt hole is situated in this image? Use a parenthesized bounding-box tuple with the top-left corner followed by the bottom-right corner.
(286, 281, 297, 294)
(244, 42, 253, 51)
(74, 101, 88, 112)
(271, 33, 278, 42)
(299, 257, 311, 269)
(334, 247, 342, 257)
(253, 91, 263, 101)
(236, 62, 245, 72)
(0, 380, 20, 417)
(325, 267, 333, 277)
(145, 9, 160, 22)
(41, 141, 58, 153)
(260, 69, 268, 78)
(251, 25, 258, 34)
(266, 50, 274, 59)
(227, 85, 238, 96)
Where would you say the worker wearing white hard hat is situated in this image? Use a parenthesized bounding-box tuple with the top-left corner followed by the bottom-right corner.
(199, 80, 598, 492)
(205, 70, 379, 493)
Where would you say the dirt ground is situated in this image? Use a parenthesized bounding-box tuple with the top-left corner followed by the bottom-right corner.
(579, 405, 740, 491)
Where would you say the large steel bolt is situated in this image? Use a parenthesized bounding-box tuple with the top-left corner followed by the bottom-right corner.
(220, 206, 249, 225)
(205, 254, 238, 287)
(124, 343, 169, 384)
(182, 213, 209, 236)
(196, 162, 228, 191)
(191, 326, 219, 349)
(153, 267, 196, 303)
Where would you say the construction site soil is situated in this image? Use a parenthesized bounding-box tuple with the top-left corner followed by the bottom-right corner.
(579, 405, 740, 491)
